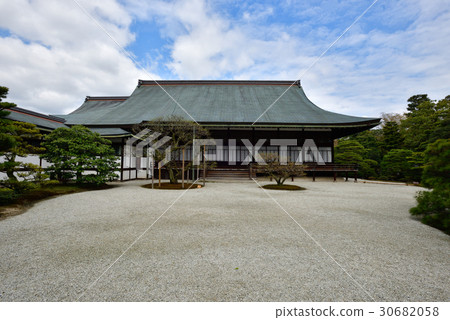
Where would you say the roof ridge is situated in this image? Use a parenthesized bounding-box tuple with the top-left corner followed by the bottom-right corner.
(10, 107, 66, 123)
(138, 80, 301, 87)
(85, 96, 129, 102)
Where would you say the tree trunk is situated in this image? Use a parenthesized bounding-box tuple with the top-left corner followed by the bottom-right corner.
(76, 162, 83, 183)
(168, 167, 178, 184)
(5, 155, 18, 181)
(6, 168, 17, 181)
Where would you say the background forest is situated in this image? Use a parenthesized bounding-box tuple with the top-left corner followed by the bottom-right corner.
(335, 94, 449, 232)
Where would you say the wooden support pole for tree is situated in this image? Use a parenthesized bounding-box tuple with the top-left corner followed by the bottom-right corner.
(159, 167, 161, 187)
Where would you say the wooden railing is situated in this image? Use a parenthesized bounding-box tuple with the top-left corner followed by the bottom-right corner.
(250, 163, 359, 182)
(304, 164, 358, 181)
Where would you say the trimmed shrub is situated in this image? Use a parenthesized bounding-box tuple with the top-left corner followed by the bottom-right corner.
(410, 188, 449, 234)
(0, 188, 16, 205)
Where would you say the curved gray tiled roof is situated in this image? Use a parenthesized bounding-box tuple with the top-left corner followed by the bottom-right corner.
(6, 107, 68, 131)
(66, 80, 380, 127)
(63, 96, 128, 125)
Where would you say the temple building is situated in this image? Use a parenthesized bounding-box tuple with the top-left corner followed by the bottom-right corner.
(6, 80, 380, 180)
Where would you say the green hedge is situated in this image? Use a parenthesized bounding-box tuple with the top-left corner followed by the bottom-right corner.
(0, 188, 16, 205)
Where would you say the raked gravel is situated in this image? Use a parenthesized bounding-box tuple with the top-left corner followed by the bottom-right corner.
(0, 178, 448, 302)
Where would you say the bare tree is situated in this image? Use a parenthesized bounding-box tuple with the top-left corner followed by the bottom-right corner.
(257, 153, 305, 185)
(136, 116, 209, 184)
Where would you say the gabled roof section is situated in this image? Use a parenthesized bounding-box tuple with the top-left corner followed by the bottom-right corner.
(6, 107, 68, 131)
(88, 127, 131, 138)
(60, 96, 128, 125)
(68, 80, 380, 128)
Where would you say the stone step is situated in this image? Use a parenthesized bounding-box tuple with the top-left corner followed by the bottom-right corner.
(203, 169, 250, 180)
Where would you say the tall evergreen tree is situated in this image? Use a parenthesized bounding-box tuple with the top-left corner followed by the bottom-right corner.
(0, 86, 17, 153)
(381, 121, 404, 154)
(0, 121, 44, 181)
(401, 98, 448, 152)
(348, 129, 383, 163)
(407, 94, 430, 112)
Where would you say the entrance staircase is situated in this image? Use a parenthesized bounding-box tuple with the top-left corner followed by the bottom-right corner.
(204, 168, 250, 181)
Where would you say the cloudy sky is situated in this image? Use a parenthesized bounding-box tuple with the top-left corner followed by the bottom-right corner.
(0, 0, 449, 118)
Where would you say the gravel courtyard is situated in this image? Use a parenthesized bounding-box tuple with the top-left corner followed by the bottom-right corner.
(0, 178, 448, 302)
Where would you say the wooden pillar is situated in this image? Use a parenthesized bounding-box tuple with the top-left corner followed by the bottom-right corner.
(331, 139, 335, 163)
(202, 145, 206, 187)
(251, 127, 255, 165)
(120, 137, 125, 181)
(182, 148, 185, 188)
(151, 157, 154, 189)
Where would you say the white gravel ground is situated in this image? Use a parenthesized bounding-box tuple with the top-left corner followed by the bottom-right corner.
(0, 178, 448, 302)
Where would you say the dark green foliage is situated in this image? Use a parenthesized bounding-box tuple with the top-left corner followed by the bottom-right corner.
(336, 94, 448, 185)
(381, 121, 404, 154)
(407, 151, 425, 182)
(334, 140, 378, 178)
(380, 149, 414, 181)
(401, 98, 449, 152)
(407, 94, 430, 112)
(410, 189, 449, 233)
(0, 86, 17, 154)
(359, 159, 379, 179)
(42, 125, 119, 185)
(0, 86, 16, 109)
(1, 180, 37, 194)
(0, 188, 16, 205)
(410, 139, 449, 233)
(348, 129, 383, 164)
(0, 121, 44, 182)
(0, 87, 45, 196)
(429, 99, 450, 141)
(420, 139, 450, 189)
(334, 140, 364, 164)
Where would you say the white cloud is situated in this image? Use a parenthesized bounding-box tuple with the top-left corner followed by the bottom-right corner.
(0, 0, 154, 114)
(131, 0, 315, 80)
(304, 0, 450, 116)
(0, 0, 449, 119)
(125, 0, 449, 117)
